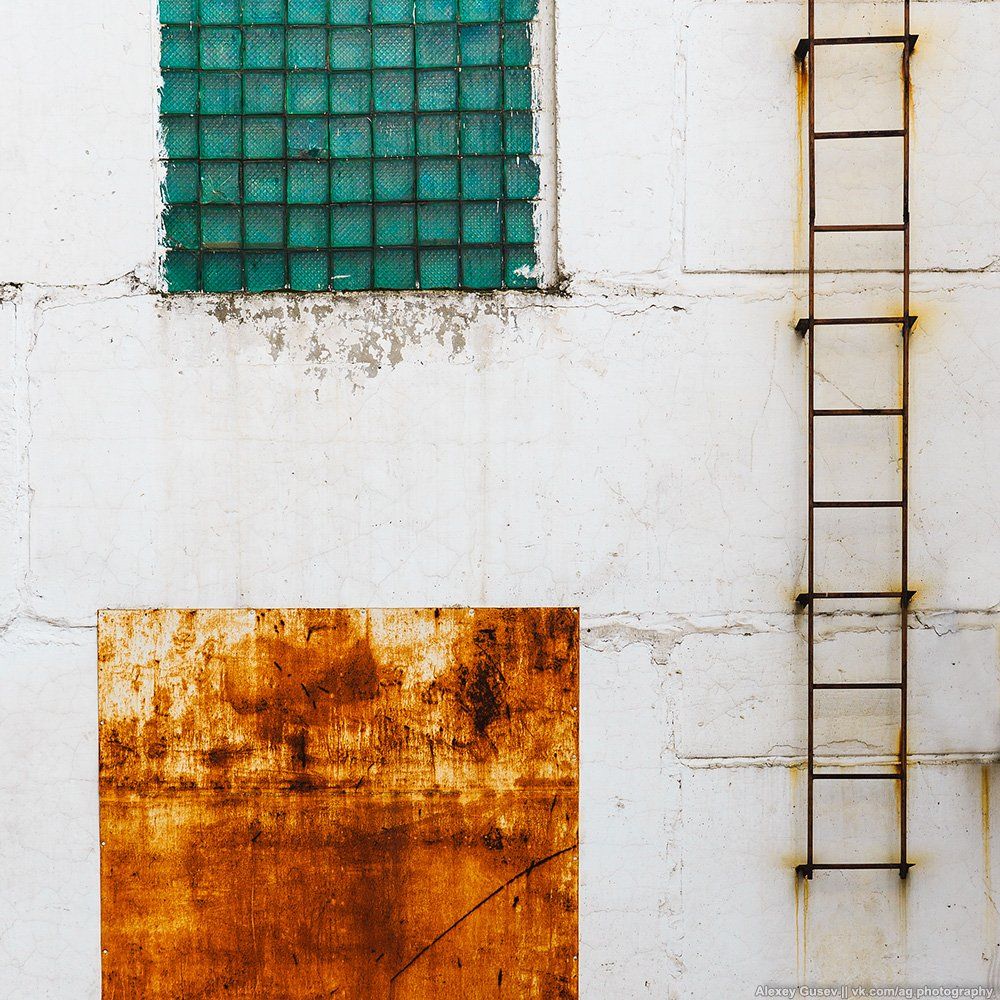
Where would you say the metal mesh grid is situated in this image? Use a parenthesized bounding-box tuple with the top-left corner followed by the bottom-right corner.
(160, 0, 541, 292)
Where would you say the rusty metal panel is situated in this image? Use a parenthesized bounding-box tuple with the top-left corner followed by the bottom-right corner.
(98, 608, 578, 999)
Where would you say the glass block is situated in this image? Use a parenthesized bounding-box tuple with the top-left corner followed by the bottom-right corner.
(416, 70, 457, 111)
(165, 160, 199, 202)
(245, 204, 286, 245)
(330, 72, 371, 113)
(373, 115, 415, 156)
(245, 252, 287, 291)
(162, 116, 199, 157)
(243, 0, 286, 24)
(243, 161, 286, 202)
(419, 248, 459, 288)
(330, 0, 371, 24)
(505, 245, 536, 288)
(289, 251, 330, 290)
(373, 0, 415, 22)
(201, 116, 242, 158)
(200, 0, 241, 24)
(505, 154, 539, 198)
(330, 28, 371, 70)
(200, 28, 242, 68)
(201, 205, 242, 247)
(416, 157, 459, 199)
(504, 199, 533, 243)
(330, 117, 372, 157)
(202, 252, 243, 291)
(244, 73, 286, 113)
(374, 249, 416, 289)
(415, 0, 457, 22)
(161, 26, 198, 69)
(460, 67, 501, 110)
(503, 0, 538, 19)
(288, 117, 330, 158)
(164, 205, 200, 248)
(288, 161, 330, 202)
(461, 156, 501, 199)
(331, 159, 372, 201)
(375, 204, 415, 245)
(459, 0, 500, 23)
(332, 250, 373, 290)
(459, 24, 499, 66)
(288, 73, 329, 113)
(289, 206, 330, 247)
(373, 26, 414, 68)
(163, 0, 539, 292)
(288, 28, 328, 69)
(462, 200, 501, 243)
(332, 204, 373, 247)
(503, 22, 531, 67)
(460, 113, 501, 154)
(244, 27, 285, 68)
(288, 0, 328, 23)
(244, 116, 285, 157)
(374, 71, 415, 112)
(161, 0, 198, 23)
(504, 110, 532, 154)
(417, 201, 459, 244)
(504, 67, 531, 110)
(165, 250, 199, 292)
(161, 71, 198, 114)
(416, 114, 458, 155)
(374, 159, 415, 200)
(461, 246, 502, 288)
(200, 73, 242, 114)
(201, 160, 242, 203)
(415, 24, 457, 67)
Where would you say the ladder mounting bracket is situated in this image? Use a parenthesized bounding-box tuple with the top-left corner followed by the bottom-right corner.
(794, 34, 918, 62)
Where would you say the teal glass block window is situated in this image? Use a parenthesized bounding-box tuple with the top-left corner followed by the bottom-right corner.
(160, 0, 541, 291)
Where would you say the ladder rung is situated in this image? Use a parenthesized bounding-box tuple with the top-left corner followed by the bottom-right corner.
(813, 500, 903, 508)
(797, 862, 913, 878)
(813, 407, 903, 416)
(813, 682, 902, 690)
(794, 34, 918, 60)
(813, 500, 903, 510)
(795, 316, 917, 334)
(814, 224, 905, 233)
(815, 129, 905, 140)
(813, 772, 902, 780)
(796, 590, 916, 605)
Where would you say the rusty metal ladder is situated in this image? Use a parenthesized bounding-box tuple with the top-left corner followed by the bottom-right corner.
(793, 0, 917, 880)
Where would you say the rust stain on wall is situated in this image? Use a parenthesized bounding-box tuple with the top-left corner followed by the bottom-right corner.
(99, 608, 579, 999)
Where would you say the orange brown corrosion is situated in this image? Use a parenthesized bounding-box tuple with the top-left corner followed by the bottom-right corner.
(98, 608, 579, 999)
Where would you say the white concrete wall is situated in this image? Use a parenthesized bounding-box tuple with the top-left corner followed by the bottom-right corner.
(1, 0, 998, 997)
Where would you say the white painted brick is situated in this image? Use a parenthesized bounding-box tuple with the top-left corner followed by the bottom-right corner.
(675, 619, 1000, 758)
(0, 623, 100, 1000)
(684, 2, 1000, 273)
(680, 763, 998, 995)
(0, 2, 158, 285)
